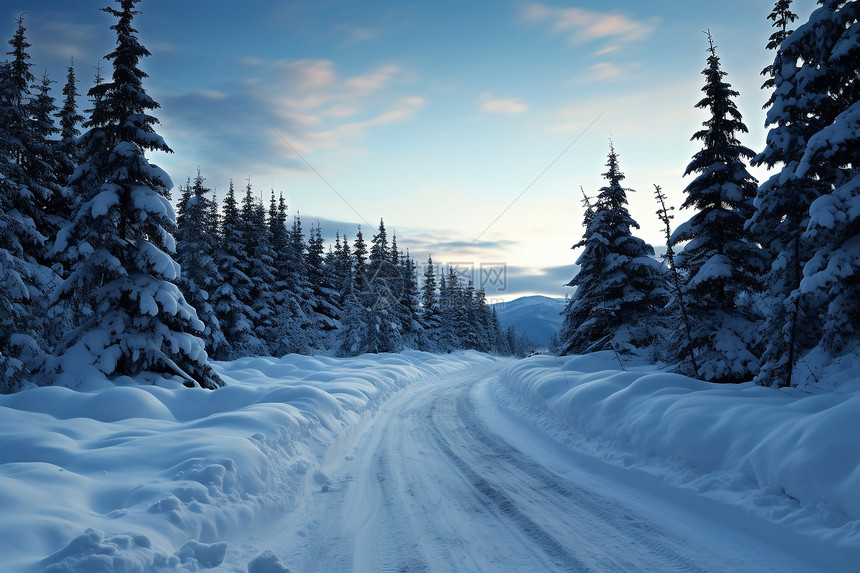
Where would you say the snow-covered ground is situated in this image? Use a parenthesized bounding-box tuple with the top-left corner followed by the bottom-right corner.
(1, 350, 859, 571)
(0, 352, 497, 572)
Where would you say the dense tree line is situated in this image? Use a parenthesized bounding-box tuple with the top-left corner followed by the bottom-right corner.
(559, 0, 859, 388)
(0, 1, 529, 393)
(173, 185, 531, 361)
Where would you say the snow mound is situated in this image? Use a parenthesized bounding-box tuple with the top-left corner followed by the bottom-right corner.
(0, 351, 495, 572)
(496, 352, 860, 546)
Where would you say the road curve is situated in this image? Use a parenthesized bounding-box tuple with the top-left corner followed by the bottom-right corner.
(254, 362, 822, 572)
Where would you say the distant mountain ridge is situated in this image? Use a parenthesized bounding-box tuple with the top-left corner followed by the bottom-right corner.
(493, 295, 566, 348)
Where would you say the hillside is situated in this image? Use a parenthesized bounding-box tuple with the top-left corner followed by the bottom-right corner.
(494, 295, 566, 348)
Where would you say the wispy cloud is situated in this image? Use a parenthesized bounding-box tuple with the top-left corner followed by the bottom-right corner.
(520, 4, 658, 55)
(581, 62, 625, 82)
(480, 93, 529, 115)
(302, 96, 426, 149)
(158, 57, 424, 178)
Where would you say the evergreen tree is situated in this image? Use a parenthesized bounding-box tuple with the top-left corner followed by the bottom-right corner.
(175, 169, 226, 358)
(352, 226, 368, 294)
(54, 0, 221, 388)
(289, 215, 314, 331)
(365, 219, 402, 353)
(28, 72, 65, 244)
(397, 250, 424, 349)
(559, 144, 664, 356)
(57, 58, 84, 186)
(338, 229, 369, 356)
(761, 0, 799, 106)
(439, 267, 462, 351)
(239, 178, 276, 349)
(307, 222, 339, 334)
(0, 17, 57, 384)
(420, 255, 441, 340)
(670, 34, 765, 382)
(211, 179, 264, 358)
(751, 0, 857, 386)
(269, 195, 309, 355)
(472, 286, 491, 353)
(491, 306, 511, 355)
(456, 278, 477, 349)
(790, 1, 859, 360)
(327, 231, 353, 324)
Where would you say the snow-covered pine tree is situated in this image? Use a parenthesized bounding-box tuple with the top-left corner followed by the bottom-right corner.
(57, 59, 84, 188)
(53, 0, 221, 388)
(333, 232, 353, 306)
(266, 192, 295, 354)
(291, 215, 316, 331)
(239, 178, 277, 350)
(269, 195, 310, 355)
(175, 169, 226, 358)
(471, 286, 491, 353)
(456, 278, 478, 350)
(0, 17, 60, 385)
(559, 144, 664, 356)
(397, 249, 424, 349)
(307, 222, 339, 335)
(326, 231, 353, 327)
(420, 255, 441, 344)
(440, 266, 464, 351)
(761, 1, 800, 105)
(670, 34, 766, 382)
(365, 219, 403, 353)
(790, 1, 859, 363)
(489, 306, 508, 355)
(27, 72, 65, 243)
(211, 179, 265, 358)
(338, 228, 369, 356)
(751, 0, 857, 387)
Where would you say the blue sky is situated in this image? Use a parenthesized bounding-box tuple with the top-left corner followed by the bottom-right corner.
(5, 0, 817, 301)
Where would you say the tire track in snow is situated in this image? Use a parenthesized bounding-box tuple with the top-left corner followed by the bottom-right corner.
(425, 400, 592, 572)
(447, 389, 707, 573)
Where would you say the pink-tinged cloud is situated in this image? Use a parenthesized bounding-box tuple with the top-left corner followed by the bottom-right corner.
(480, 93, 529, 115)
(521, 4, 658, 53)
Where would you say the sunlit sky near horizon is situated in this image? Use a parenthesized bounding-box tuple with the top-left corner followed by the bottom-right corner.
(4, 0, 817, 301)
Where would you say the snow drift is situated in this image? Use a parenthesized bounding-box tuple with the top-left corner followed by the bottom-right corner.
(0, 351, 497, 572)
(496, 351, 860, 548)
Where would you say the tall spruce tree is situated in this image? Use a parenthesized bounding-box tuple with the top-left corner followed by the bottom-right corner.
(306, 222, 339, 335)
(57, 59, 84, 187)
(670, 34, 765, 382)
(751, 0, 858, 386)
(559, 144, 664, 356)
(397, 249, 424, 349)
(175, 169, 226, 358)
(365, 219, 403, 353)
(338, 228, 369, 356)
(790, 1, 859, 362)
(54, 0, 222, 388)
(420, 255, 441, 338)
(211, 179, 265, 358)
(0, 17, 58, 386)
(28, 72, 65, 245)
(239, 178, 276, 349)
(761, 0, 799, 108)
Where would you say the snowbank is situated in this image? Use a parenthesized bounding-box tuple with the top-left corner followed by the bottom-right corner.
(0, 351, 495, 572)
(495, 351, 860, 547)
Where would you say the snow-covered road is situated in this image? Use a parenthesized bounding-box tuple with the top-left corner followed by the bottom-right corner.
(233, 363, 821, 572)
